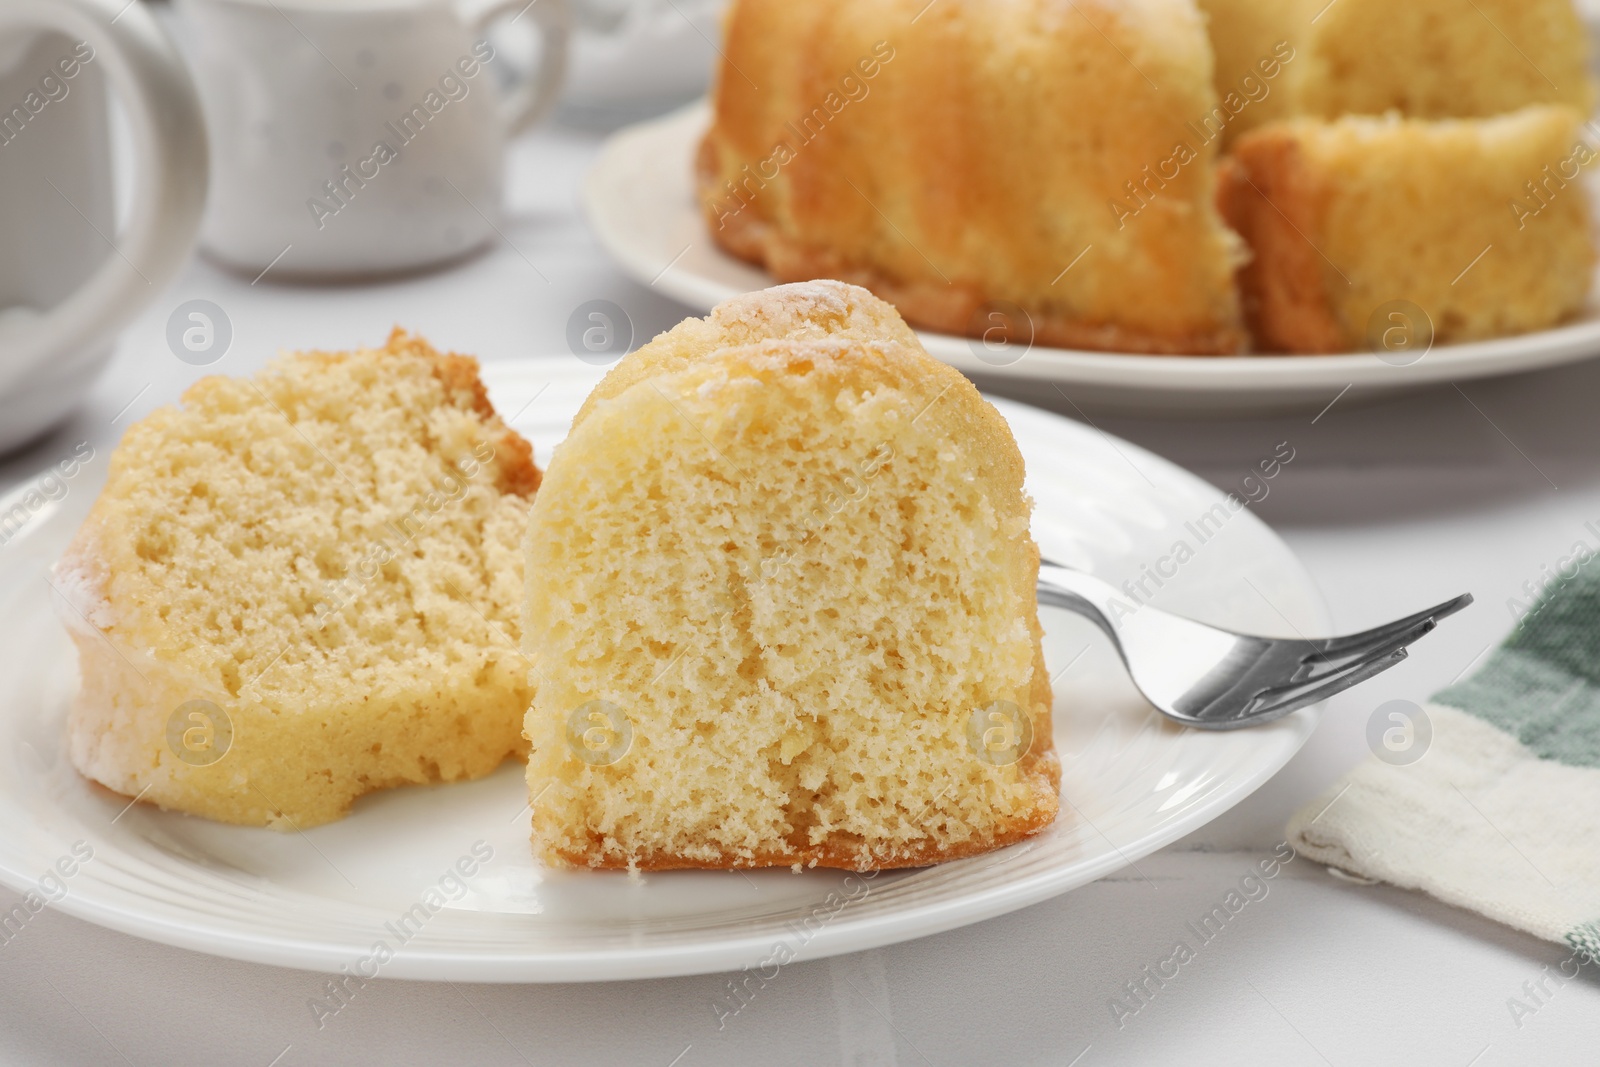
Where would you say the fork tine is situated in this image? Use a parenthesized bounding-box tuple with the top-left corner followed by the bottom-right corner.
(1191, 649, 1412, 730)
(1298, 618, 1436, 679)
(1196, 617, 1433, 726)
(1254, 649, 1411, 720)
(1294, 617, 1436, 677)
(1304, 593, 1474, 660)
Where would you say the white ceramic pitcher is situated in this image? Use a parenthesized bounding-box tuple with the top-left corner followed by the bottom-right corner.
(0, 0, 207, 453)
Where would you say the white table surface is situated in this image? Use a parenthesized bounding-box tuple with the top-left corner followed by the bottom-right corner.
(3, 119, 1599, 1067)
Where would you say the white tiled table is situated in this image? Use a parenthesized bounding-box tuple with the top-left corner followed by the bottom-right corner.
(2, 122, 1597, 1067)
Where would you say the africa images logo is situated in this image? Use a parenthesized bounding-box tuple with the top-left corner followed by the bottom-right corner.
(566, 700, 632, 767)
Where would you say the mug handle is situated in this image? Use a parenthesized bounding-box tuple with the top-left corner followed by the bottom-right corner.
(466, 0, 573, 137)
(0, 0, 206, 398)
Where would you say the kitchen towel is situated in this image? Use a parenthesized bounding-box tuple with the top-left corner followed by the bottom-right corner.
(1287, 566, 1600, 959)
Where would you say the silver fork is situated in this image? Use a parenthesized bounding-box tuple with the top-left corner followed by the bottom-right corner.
(1036, 561, 1472, 730)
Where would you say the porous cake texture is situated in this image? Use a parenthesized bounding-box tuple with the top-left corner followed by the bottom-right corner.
(58, 330, 540, 828)
(698, 0, 1247, 355)
(1218, 106, 1597, 353)
(522, 281, 1060, 870)
(1199, 0, 1595, 143)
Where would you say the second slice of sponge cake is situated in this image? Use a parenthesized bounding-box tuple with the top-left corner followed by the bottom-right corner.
(522, 281, 1059, 870)
(58, 331, 540, 828)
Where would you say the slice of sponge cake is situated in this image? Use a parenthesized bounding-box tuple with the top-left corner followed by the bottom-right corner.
(521, 282, 1059, 870)
(58, 330, 539, 828)
(1218, 106, 1597, 353)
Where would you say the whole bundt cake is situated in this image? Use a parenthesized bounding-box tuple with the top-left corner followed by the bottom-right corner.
(696, 0, 1247, 356)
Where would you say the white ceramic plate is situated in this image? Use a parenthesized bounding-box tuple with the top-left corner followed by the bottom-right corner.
(583, 103, 1600, 416)
(0, 361, 1324, 982)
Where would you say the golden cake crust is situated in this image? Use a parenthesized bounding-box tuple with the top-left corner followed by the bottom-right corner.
(429, 345, 542, 498)
(698, 141, 1244, 357)
(697, 0, 1246, 356)
(1216, 143, 1346, 354)
(540, 801, 1059, 871)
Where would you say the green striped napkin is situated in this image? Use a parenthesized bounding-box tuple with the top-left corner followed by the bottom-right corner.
(1287, 568, 1600, 961)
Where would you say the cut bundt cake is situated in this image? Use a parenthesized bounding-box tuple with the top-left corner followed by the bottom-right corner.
(1199, 0, 1595, 143)
(1218, 106, 1597, 354)
(698, 0, 1247, 355)
(57, 330, 540, 828)
(522, 281, 1059, 870)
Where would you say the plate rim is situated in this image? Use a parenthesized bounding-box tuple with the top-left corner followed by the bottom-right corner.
(583, 100, 1600, 396)
(0, 361, 1327, 982)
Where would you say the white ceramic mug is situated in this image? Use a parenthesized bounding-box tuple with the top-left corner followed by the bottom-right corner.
(0, 0, 207, 453)
(176, 0, 572, 278)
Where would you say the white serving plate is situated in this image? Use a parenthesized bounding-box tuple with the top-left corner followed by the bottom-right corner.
(0, 360, 1324, 981)
(583, 103, 1600, 417)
